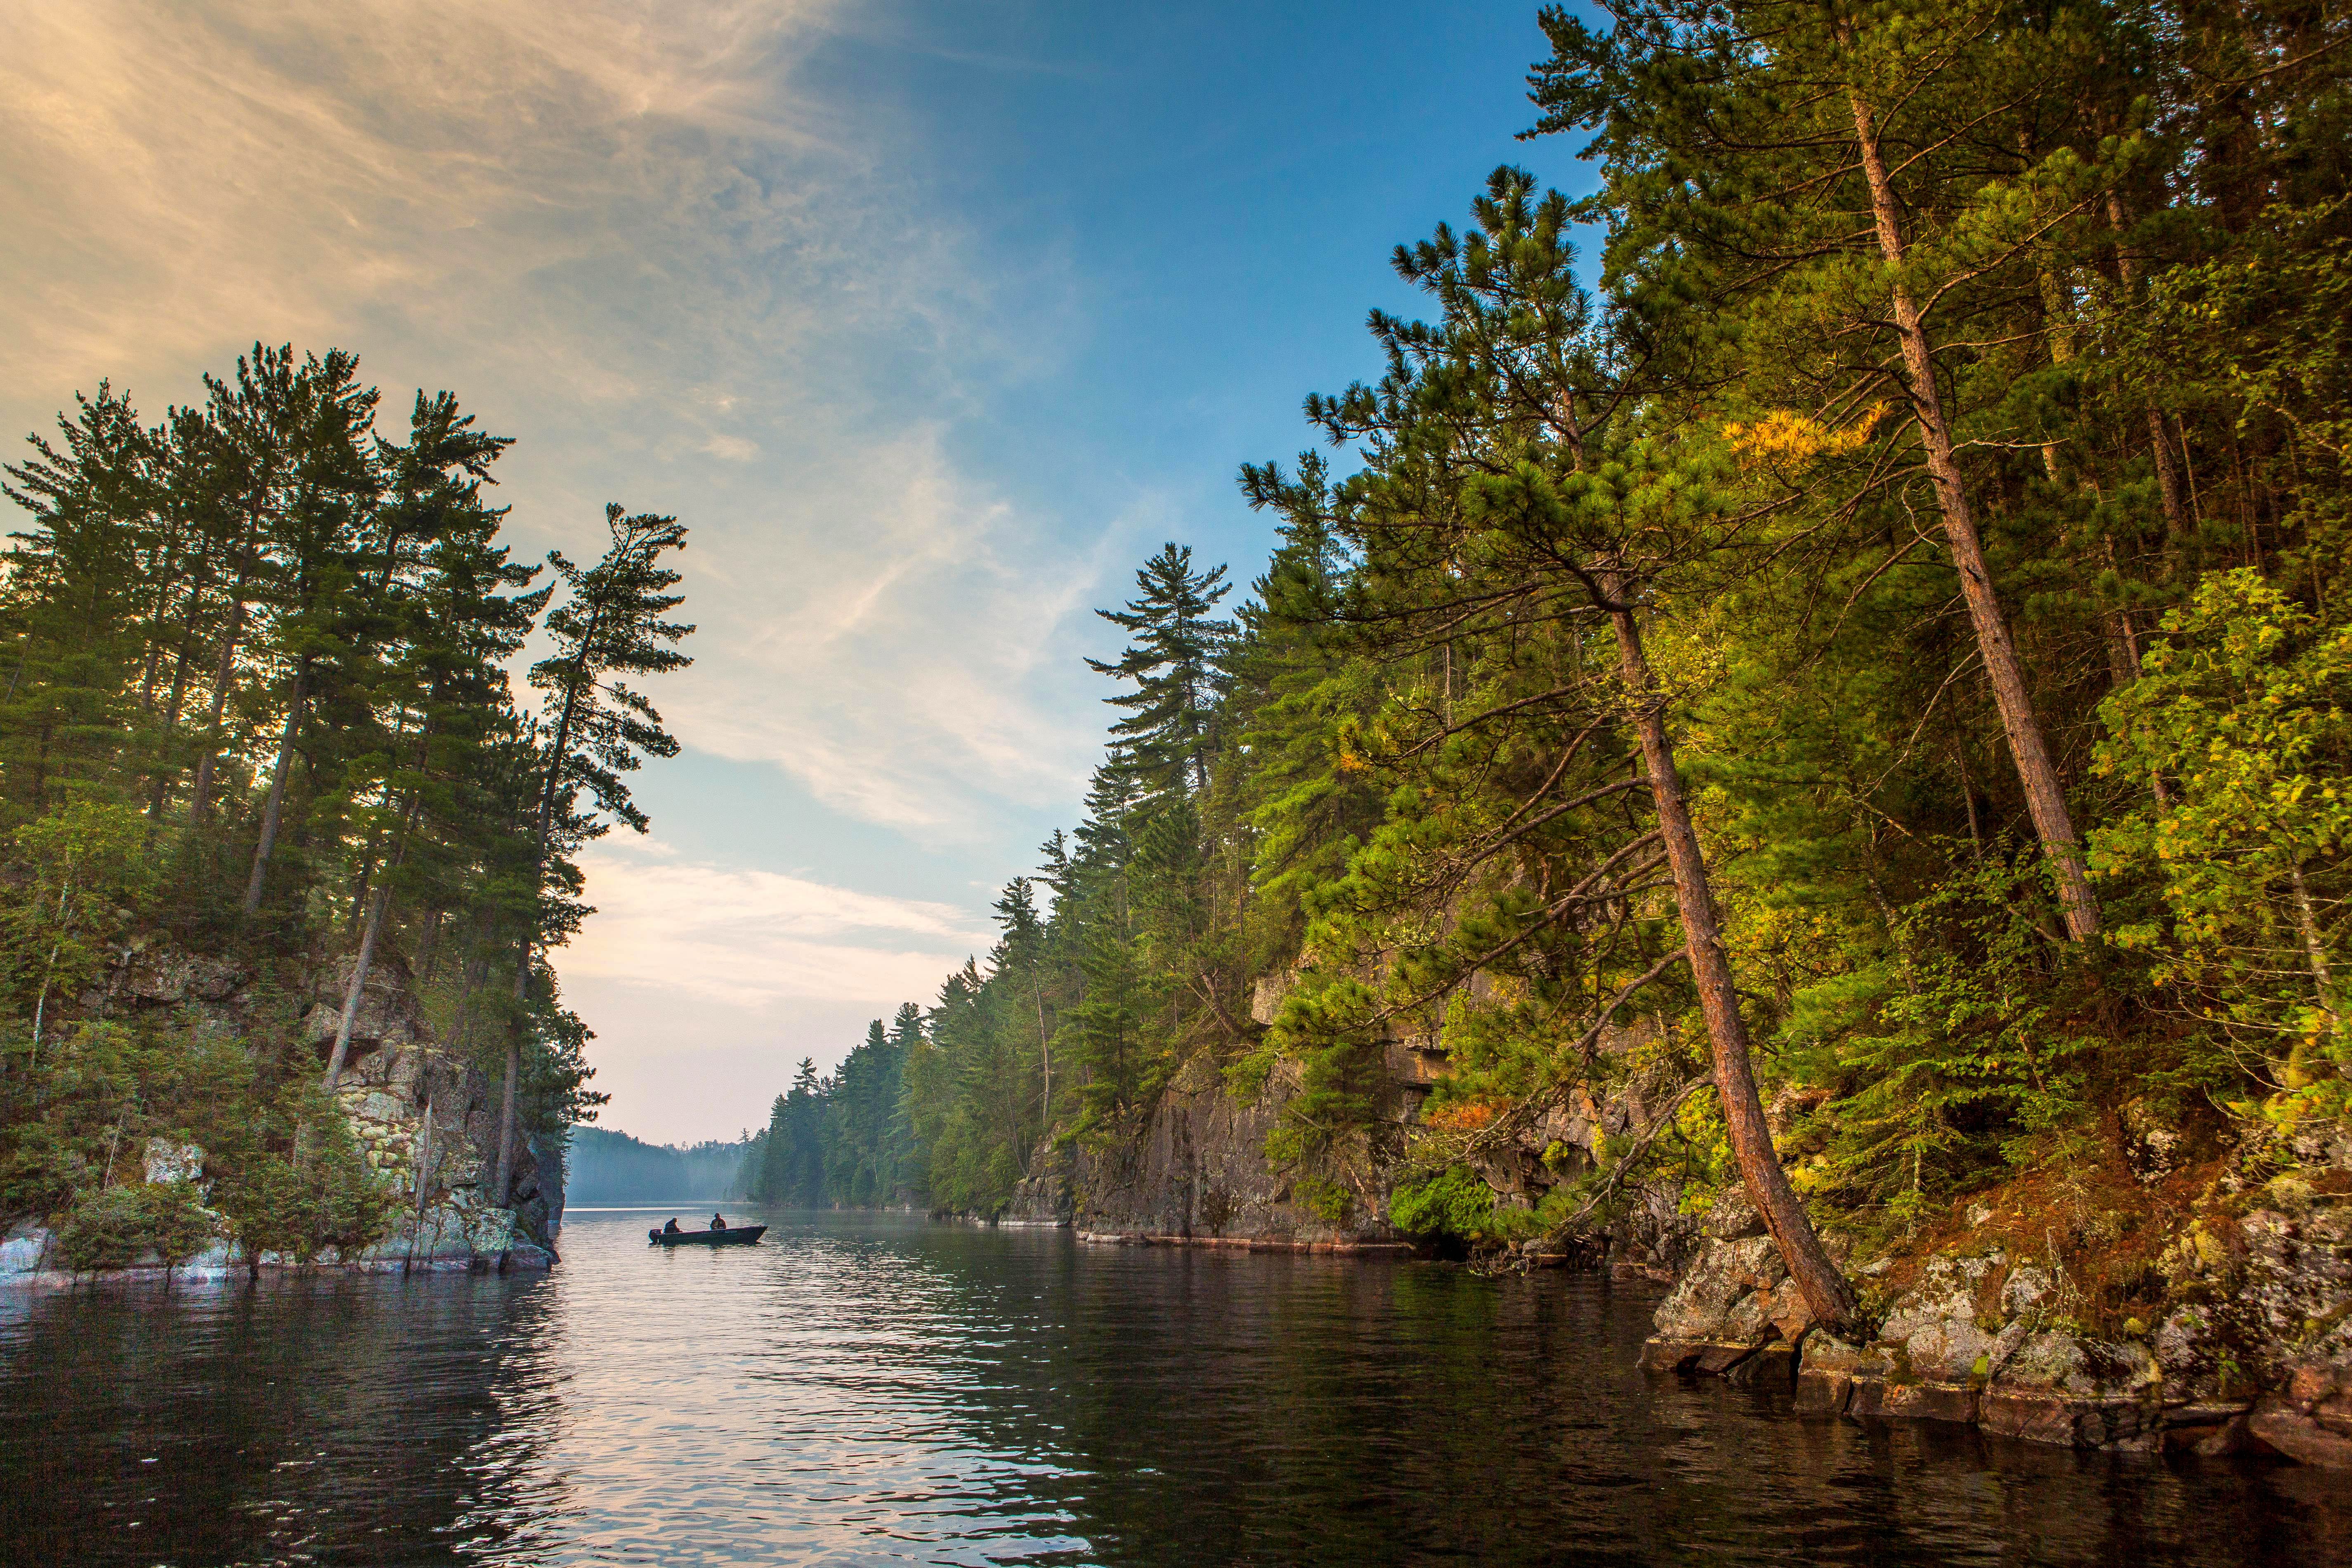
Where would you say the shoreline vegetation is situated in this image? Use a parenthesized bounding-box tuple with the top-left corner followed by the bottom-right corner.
(738, 0, 2352, 1467)
(2, 0, 2347, 1478)
(0, 348, 694, 1285)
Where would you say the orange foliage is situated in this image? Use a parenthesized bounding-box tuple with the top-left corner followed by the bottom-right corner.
(1422, 1100, 1499, 1132)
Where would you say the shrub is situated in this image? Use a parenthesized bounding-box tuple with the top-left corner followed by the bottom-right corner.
(211, 1104, 403, 1263)
(52, 1181, 217, 1271)
(1389, 1164, 1501, 1239)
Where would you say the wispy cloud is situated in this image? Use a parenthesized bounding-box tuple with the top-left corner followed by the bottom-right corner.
(564, 847, 990, 1010)
(0, 1, 850, 390)
(0, 0, 1117, 843)
(674, 424, 1115, 833)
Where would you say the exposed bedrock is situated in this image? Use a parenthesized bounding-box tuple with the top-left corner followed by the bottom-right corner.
(3, 941, 559, 1287)
(1006, 1054, 1410, 1252)
(1639, 1138, 2352, 1469)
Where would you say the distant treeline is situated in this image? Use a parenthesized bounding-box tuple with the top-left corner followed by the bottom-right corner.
(567, 1127, 753, 1206)
(739, 1008, 922, 1208)
(744, 0, 2347, 1324)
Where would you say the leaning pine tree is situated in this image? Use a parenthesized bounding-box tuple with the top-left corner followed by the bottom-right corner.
(494, 504, 694, 1207)
(1292, 168, 1858, 1326)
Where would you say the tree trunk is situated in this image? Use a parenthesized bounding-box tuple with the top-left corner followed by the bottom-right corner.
(133, 526, 184, 718)
(242, 664, 306, 913)
(498, 677, 591, 1209)
(2289, 862, 2336, 1016)
(328, 734, 431, 1080)
(322, 883, 391, 1089)
(1610, 600, 1858, 1329)
(145, 615, 200, 823)
(1850, 92, 2099, 940)
(406, 1084, 437, 1271)
(2104, 191, 2195, 558)
(494, 948, 529, 1206)
(189, 588, 250, 824)
(416, 909, 444, 981)
(27, 884, 71, 1065)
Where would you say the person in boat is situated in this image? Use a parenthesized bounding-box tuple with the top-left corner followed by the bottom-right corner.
(663, 1218, 680, 1234)
(711, 1212, 727, 1231)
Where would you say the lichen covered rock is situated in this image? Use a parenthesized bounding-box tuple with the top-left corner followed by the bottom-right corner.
(1639, 1152, 2352, 1468)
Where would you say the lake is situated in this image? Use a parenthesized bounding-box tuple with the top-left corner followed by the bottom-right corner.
(1, 1208, 2343, 1566)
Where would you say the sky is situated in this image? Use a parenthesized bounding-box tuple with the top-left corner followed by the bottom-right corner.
(0, 0, 1598, 1144)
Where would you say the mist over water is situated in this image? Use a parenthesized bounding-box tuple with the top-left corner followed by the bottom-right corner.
(1, 1210, 2343, 1566)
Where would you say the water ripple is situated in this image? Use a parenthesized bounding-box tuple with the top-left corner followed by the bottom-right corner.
(1, 1208, 2345, 1566)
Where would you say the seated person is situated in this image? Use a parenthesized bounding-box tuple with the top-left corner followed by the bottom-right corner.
(663, 1218, 680, 1234)
(711, 1212, 727, 1230)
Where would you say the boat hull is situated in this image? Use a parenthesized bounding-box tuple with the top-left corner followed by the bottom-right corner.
(648, 1225, 767, 1247)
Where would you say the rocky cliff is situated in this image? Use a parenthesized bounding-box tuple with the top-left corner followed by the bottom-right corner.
(1002, 975, 1695, 1266)
(0, 938, 560, 1286)
(1008, 1053, 1408, 1252)
(1634, 1123, 2352, 1469)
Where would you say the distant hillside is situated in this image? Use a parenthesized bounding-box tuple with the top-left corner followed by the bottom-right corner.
(568, 1127, 755, 1206)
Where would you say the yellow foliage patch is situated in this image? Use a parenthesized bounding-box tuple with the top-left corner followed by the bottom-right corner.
(1721, 406, 1882, 470)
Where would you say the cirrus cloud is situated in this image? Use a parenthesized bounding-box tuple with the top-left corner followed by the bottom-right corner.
(565, 842, 992, 1010)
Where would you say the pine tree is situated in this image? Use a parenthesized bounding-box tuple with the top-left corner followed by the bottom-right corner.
(1528, 0, 2109, 939)
(1086, 544, 1234, 796)
(494, 504, 694, 1204)
(993, 877, 1055, 1138)
(1, 345, 682, 1252)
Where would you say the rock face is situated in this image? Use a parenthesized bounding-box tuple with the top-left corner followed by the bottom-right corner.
(1004, 1000, 1700, 1268)
(1638, 1164, 2352, 1469)
(1492, 1071, 1706, 1279)
(3, 938, 562, 1285)
(1002, 1147, 1076, 1226)
(1008, 1053, 1408, 1251)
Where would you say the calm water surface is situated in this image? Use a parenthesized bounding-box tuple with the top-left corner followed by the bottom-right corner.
(0, 1208, 2343, 1566)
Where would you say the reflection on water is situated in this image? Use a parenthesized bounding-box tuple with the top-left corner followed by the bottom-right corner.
(1, 1208, 2343, 1566)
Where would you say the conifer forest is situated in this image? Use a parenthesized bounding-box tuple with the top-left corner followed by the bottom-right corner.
(0, 346, 694, 1266)
(1, 0, 2347, 1427)
(741, 0, 2352, 1335)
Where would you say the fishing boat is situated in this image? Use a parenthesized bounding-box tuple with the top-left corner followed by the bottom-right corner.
(648, 1223, 767, 1247)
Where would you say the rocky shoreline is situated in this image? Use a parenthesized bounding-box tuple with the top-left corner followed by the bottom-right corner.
(1630, 1163, 2352, 1469)
(993, 1019, 2351, 1471)
(2, 944, 564, 1293)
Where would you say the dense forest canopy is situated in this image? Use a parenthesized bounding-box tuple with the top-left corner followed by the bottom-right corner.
(2, 0, 2343, 1310)
(745, 0, 2347, 1320)
(0, 345, 692, 1263)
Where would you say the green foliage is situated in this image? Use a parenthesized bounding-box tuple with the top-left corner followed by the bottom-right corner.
(52, 1181, 216, 1271)
(3, 799, 153, 1041)
(1087, 544, 1233, 795)
(0, 343, 688, 1244)
(2094, 570, 2351, 1113)
(527, 504, 692, 843)
(1790, 855, 2100, 1228)
(1, 1014, 397, 1263)
(1389, 1166, 1500, 1240)
(0, 1019, 248, 1219)
(210, 1093, 403, 1265)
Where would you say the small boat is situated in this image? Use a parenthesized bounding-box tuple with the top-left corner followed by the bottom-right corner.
(648, 1223, 767, 1247)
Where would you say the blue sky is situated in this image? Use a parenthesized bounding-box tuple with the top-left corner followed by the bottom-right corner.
(2, 0, 1599, 1141)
